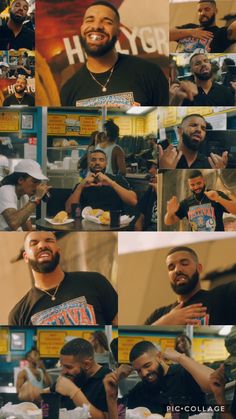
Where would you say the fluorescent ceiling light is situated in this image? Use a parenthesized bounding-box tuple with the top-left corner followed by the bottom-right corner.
(126, 106, 154, 115)
(219, 326, 233, 336)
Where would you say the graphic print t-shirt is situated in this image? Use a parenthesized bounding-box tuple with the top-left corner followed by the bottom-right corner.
(9, 272, 117, 326)
(175, 191, 230, 231)
(175, 24, 233, 53)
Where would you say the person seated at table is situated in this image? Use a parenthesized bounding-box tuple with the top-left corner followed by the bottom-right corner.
(16, 348, 51, 392)
(65, 150, 137, 214)
(18, 338, 111, 418)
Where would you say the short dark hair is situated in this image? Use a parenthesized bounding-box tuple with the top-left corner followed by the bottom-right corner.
(198, 0, 216, 5)
(190, 53, 209, 65)
(89, 1, 120, 21)
(180, 114, 206, 126)
(0, 172, 29, 186)
(104, 119, 119, 141)
(129, 341, 157, 363)
(167, 246, 199, 263)
(89, 149, 107, 158)
(188, 170, 203, 179)
(60, 338, 94, 360)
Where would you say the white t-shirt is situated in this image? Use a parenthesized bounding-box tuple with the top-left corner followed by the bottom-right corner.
(0, 185, 29, 230)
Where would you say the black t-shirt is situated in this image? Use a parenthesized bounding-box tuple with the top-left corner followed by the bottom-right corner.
(60, 53, 169, 106)
(182, 82, 235, 106)
(80, 174, 131, 211)
(0, 22, 35, 50)
(145, 282, 236, 325)
(175, 190, 230, 231)
(175, 24, 234, 53)
(124, 364, 205, 415)
(3, 93, 35, 106)
(138, 187, 157, 230)
(176, 153, 211, 169)
(61, 365, 110, 412)
(8, 272, 117, 326)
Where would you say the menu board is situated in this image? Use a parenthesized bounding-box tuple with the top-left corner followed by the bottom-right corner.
(113, 117, 132, 136)
(47, 115, 66, 135)
(0, 329, 8, 354)
(119, 335, 228, 364)
(48, 114, 101, 136)
(160, 107, 177, 128)
(0, 112, 19, 132)
(38, 331, 67, 357)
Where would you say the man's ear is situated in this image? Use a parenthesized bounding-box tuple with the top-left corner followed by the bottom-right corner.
(197, 263, 203, 274)
(23, 251, 29, 264)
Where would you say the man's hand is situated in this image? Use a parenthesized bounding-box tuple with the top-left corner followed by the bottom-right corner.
(167, 196, 180, 215)
(35, 183, 51, 200)
(117, 364, 133, 379)
(103, 371, 118, 399)
(191, 28, 213, 41)
(163, 348, 183, 363)
(208, 151, 228, 169)
(83, 173, 98, 187)
(153, 302, 207, 325)
(96, 172, 114, 186)
(170, 81, 198, 105)
(230, 81, 236, 91)
(158, 145, 182, 169)
(18, 382, 41, 401)
(204, 190, 220, 202)
(209, 364, 226, 401)
(56, 376, 79, 399)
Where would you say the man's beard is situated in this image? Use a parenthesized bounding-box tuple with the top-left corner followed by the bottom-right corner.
(28, 251, 60, 273)
(80, 34, 117, 57)
(65, 369, 87, 384)
(15, 87, 25, 95)
(192, 184, 206, 200)
(9, 10, 26, 24)
(142, 363, 164, 387)
(199, 13, 215, 28)
(195, 68, 213, 81)
(171, 270, 200, 295)
(90, 167, 106, 174)
(182, 132, 202, 151)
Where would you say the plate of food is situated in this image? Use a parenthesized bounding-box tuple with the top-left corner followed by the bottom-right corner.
(81, 207, 134, 226)
(45, 211, 74, 225)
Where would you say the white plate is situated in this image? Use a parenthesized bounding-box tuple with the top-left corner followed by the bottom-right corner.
(82, 206, 134, 226)
(45, 218, 74, 225)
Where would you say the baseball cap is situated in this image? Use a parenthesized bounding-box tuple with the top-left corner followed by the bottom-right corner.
(13, 159, 48, 180)
(0, 155, 9, 168)
(0, 62, 9, 67)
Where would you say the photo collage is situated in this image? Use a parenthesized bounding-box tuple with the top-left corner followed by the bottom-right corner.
(0, 0, 236, 418)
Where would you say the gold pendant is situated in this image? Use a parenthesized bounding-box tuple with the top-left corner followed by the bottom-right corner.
(102, 87, 107, 92)
(51, 296, 56, 301)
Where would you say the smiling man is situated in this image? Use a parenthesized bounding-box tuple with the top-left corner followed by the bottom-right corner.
(60, 0, 168, 106)
(158, 114, 229, 169)
(18, 338, 111, 419)
(65, 150, 137, 214)
(164, 170, 236, 231)
(3, 76, 35, 106)
(0, 159, 49, 231)
(145, 246, 236, 325)
(171, 54, 235, 106)
(0, 0, 35, 50)
(118, 341, 213, 415)
(8, 231, 118, 326)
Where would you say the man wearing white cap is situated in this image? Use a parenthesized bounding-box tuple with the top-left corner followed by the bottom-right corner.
(0, 159, 49, 231)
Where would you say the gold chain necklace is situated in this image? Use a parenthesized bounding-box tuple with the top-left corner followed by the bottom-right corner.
(88, 66, 115, 92)
(40, 283, 61, 301)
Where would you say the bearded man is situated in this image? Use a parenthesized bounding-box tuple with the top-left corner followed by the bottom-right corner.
(9, 231, 118, 326)
(145, 246, 236, 325)
(60, 0, 168, 106)
(0, 0, 35, 50)
(164, 170, 236, 231)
